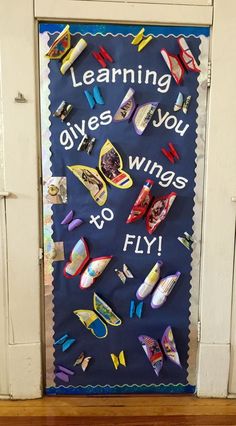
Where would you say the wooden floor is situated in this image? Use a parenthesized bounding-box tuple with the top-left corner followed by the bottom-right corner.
(0, 396, 236, 425)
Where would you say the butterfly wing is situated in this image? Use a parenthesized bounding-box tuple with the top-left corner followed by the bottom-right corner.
(161, 49, 185, 85)
(146, 192, 176, 235)
(138, 335, 163, 376)
(63, 238, 89, 278)
(74, 309, 108, 339)
(126, 179, 154, 224)
(67, 164, 107, 206)
(132, 102, 158, 135)
(99, 139, 133, 189)
(123, 264, 134, 279)
(178, 37, 200, 73)
(161, 326, 181, 367)
(80, 256, 112, 289)
(113, 88, 136, 121)
(93, 293, 122, 326)
(46, 25, 71, 59)
(81, 356, 92, 371)
(74, 352, 85, 366)
(174, 92, 184, 112)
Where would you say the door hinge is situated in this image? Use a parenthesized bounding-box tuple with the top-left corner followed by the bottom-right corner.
(197, 320, 201, 342)
(207, 61, 211, 88)
(39, 247, 44, 260)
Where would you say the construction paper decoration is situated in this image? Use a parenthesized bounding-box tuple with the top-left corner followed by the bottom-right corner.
(74, 292, 122, 339)
(174, 93, 191, 114)
(84, 86, 104, 109)
(131, 28, 153, 52)
(129, 300, 143, 319)
(78, 134, 96, 154)
(136, 261, 163, 300)
(53, 101, 73, 121)
(61, 210, 83, 231)
(54, 334, 76, 352)
(161, 143, 180, 164)
(55, 365, 75, 383)
(74, 352, 92, 371)
(44, 177, 67, 204)
(151, 271, 181, 309)
(92, 46, 113, 67)
(178, 232, 193, 250)
(161, 37, 200, 84)
(68, 139, 133, 206)
(113, 88, 158, 135)
(46, 24, 87, 74)
(138, 326, 181, 376)
(111, 351, 126, 370)
(115, 264, 134, 284)
(127, 181, 176, 234)
(64, 237, 112, 289)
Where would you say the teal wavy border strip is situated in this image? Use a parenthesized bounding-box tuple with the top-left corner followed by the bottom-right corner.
(46, 383, 195, 395)
(39, 22, 209, 37)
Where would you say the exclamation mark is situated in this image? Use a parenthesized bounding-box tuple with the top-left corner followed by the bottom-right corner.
(157, 236, 162, 256)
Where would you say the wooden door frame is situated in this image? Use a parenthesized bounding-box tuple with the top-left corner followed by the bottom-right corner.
(1, 0, 236, 399)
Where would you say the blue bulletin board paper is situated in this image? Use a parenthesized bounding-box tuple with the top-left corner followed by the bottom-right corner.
(39, 22, 209, 395)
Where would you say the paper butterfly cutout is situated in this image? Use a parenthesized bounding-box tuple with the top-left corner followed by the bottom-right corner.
(63, 237, 112, 289)
(68, 139, 133, 206)
(161, 37, 200, 85)
(84, 86, 104, 109)
(131, 28, 153, 52)
(55, 365, 75, 383)
(178, 232, 193, 250)
(115, 264, 134, 284)
(92, 46, 113, 68)
(45, 24, 87, 75)
(136, 261, 163, 301)
(174, 92, 191, 114)
(74, 292, 122, 339)
(161, 142, 180, 164)
(113, 88, 158, 135)
(129, 300, 143, 319)
(61, 210, 83, 231)
(139, 326, 181, 376)
(73, 352, 92, 371)
(78, 134, 96, 155)
(127, 180, 176, 234)
(54, 101, 73, 121)
(111, 350, 126, 370)
(54, 334, 76, 352)
(151, 271, 181, 309)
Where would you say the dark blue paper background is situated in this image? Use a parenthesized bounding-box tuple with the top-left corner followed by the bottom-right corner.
(40, 23, 209, 394)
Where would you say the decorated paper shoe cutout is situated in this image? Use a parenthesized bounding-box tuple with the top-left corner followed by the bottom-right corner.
(136, 261, 163, 300)
(138, 326, 181, 376)
(73, 352, 92, 371)
(74, 292, 121, 339)
(161, 143, 180, 164)
(129, 300, 143, 319)
(64, 237, 112, 289)
(53, 101, 73, 121)
(68, 139, 133, 206)
(92, 46, 113, 68)
(61, 210, 83, 231)
(151, 271, 181, 309)
(113, 88, 158, 135)
(126, 179, 154, 224)
(146, 192, 177, 235)
(111, 350, 126, 370)
(84, 86, 104, 109)
(44, 176, 67, 204)
(178, 232, 193, 250)
(78, 134, 96, 155)
(45, 24, 87, 74)
(131, 28, 153, 52)
(55, 365, 75, 383)
(115, 264, 134, 284)
(54, 334, 76, 352)
(174, 92, 191, 114)
(161, 37, 200, 85)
